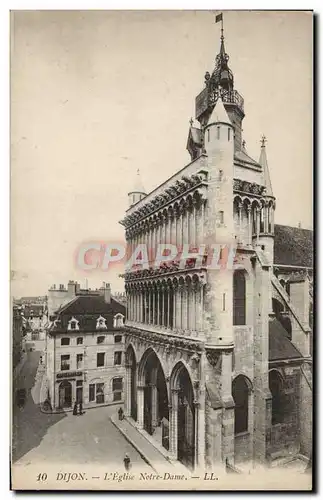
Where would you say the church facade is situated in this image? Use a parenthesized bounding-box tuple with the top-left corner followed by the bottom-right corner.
(119, 24, 312, 471)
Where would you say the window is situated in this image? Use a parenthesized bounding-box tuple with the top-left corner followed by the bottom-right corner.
(97, 336, 105, 344)
(76, 354, 83, 369)
(233, 270, 246, 326)
(60, 355, 70, 371)
(112, 377, 123, 402)
(232, 376, 249, 434)
(260, 207, 264, 233)
(114, 335, 122, 344)
(114, 351, 122, 366)
(68, 316, 79, 331)
(89, 384, 95, 402)
(96, 315, 107, 330)
(76, 380, 83, 387)
(89, 382, 105, 404)
(269, 371, 285, 425)
(61, 337, 70, 346)
(113, 313, 125, 328)
(219, 211, 224, 224)
(228, 128, 231, 141)
(96, 383, 105, 404)
(207, 129, 210, 142)
(77, 337, 83, 345)
(217, 126, 220, 140)
(97, 353, 105, 367)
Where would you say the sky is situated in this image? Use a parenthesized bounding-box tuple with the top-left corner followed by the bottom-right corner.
(10, 10, 313, 297)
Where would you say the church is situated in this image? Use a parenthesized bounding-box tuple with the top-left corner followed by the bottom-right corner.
(119, 17, 313, 472)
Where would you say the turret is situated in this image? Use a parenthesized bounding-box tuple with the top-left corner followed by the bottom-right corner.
(195, 19, 245, 151)
(128, 169, 146, 208)
(204, 96, 235, 346)
(257, 135, 275, 266)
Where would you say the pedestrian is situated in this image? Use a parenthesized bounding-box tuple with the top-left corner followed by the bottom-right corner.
(118, 407, 124, 421)
(78, 402, 83, 415)
(73, 401, 78, 416)
(123, 453, 131, 471)
(40, 356, 43, 365)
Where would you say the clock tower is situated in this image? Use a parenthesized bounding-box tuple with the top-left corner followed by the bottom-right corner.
(195, 22, 245, 152)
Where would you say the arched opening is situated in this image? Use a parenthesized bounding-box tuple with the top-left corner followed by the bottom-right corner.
(232, 375, 250, 434)
(126, 345, 137, 421)
(140, 349, 169, 449)
(58, 380, 72, 408)
(269, 370, 285, 425)
(233, 270, 246, 325)
(172, 363, 195, 470)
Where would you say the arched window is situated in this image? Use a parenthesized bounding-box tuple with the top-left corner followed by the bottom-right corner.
(233, 270, 246, 325)
(232, 376, 249, 434)
(260, 207, 265, 233)
(269, 371, 284, 425)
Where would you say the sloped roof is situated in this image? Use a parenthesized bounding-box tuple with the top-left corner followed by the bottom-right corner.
(269, 317, 302, 361)
(274, 224, 313, 268)
(50, 295, 126, 333)
(208, 96, 232, 127)
(234, 149, 260, 168)
(190, 127, 202, 146)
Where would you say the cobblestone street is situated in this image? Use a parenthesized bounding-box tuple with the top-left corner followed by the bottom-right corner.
(12, 343, 150, 469)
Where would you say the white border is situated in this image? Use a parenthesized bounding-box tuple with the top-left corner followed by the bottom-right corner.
(2, 3, 319, 499)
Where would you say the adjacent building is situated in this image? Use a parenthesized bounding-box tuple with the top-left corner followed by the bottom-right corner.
(119, 23, 313, 471)
(45, 282, 126, 411)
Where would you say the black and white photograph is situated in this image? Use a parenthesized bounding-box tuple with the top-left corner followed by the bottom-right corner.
(10, 10, 313, 491)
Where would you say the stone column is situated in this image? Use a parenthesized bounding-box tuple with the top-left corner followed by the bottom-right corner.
(157, 287, 160, 326)
(192, 205, 196, 247)
(167, 288, 170, 328)
(151, 384, 158, 428)
(238, 202, 242, 244)
(173, 286, 177, 329)
(137, 385, 145, 429)
(169, 389, 179, 458)
(247, 206, 252, 245)
(124, 363, 132, 417)
(148, 289, 151, 324)
(256, 207, 260, 243)
(152, 288, 156, 325)
(196, 396, 206, 470)
(161, 287, 165, 326)
(182, 286, 188, 332)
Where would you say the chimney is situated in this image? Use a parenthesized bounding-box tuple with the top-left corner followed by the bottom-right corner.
(68, 280, 77, 298)
(298, 222, 302, 228)
(103, 283, 111, 304)
(59, 284, 64, 290)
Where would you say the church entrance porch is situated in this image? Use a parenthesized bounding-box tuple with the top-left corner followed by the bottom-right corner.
(140, 349, 169, 450)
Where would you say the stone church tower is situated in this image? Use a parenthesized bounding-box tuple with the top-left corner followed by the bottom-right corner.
(120, 20, 312, 472)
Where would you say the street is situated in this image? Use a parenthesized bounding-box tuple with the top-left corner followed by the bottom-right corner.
(12, 343, 149, 469)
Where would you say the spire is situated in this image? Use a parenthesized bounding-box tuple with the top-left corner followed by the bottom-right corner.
(259, 135, 273, 197)
(207, 95, 232, 127)
(131, 168, 146, 194)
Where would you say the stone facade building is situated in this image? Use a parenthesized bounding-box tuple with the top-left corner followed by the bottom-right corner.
(119, 25, 313, 471)
(45, 282, 126, 411)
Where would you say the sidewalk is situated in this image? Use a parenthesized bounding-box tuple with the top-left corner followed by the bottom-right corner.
(110, 415, 189, 474)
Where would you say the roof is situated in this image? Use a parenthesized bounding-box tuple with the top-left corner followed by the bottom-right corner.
(269, 317, 302, 361)
(258, 143, 273, 196)
(190, 127, 202, 146)
(234, 149, 260, 168)
(207, 96, 232, 127)
(23, 304, 44, 317)
(274, 224, 313, 268)
(129, 169, 146, 195)
(50, 294, 126, 333)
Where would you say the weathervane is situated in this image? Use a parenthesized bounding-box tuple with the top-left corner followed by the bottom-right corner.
(261, 135, 267, 147)
(215, 12, 224, 40)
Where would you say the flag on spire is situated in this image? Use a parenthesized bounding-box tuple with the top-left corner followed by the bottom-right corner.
(215, 13, 223, 23)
